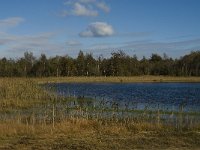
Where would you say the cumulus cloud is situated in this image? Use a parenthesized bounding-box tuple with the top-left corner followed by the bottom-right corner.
(79, 22, 114, 37)
(73, 2, 98, 16)
(0, 17, 24, 30)
(62, 0, 110, 17)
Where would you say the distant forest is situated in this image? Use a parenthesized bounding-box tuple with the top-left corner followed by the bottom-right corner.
(0, 50, 200, 77)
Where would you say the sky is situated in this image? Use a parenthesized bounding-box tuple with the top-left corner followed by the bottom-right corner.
(0, 0, 200, 59)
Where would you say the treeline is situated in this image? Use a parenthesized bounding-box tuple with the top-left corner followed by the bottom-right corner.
(0, 50, 200, 77)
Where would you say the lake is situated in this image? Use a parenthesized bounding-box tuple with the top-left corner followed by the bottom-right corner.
(49, 82, 200, 112)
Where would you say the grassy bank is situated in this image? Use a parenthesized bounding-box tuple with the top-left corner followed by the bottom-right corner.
(32, 76, 200, 84)
(0, 78, 200, 149)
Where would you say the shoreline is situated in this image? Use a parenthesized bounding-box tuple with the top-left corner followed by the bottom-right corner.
(29, 76, 200, 84)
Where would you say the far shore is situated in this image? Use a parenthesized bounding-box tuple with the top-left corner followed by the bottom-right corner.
(1, 76, 200, 84)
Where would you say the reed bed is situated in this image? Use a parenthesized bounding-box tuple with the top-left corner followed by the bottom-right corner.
(0, 78, 200, 149)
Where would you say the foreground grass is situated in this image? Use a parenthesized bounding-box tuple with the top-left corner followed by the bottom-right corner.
(0, 77, 200, 149)
(0, 119, 200, 150)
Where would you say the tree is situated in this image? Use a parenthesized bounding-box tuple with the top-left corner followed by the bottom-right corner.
(140, 56, 150, 75)
(85, 53, 97, 76)
(32, 54, 50, 77)
(23, 51, 35, 76)
(49, 56, 61, 77)
(150, 54, 162, 62)
(0, 50, 200, 77)
(76, 51, 85, 76)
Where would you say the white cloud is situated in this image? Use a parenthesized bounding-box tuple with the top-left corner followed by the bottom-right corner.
(0, 32, 56, 45)
(0, 17, 24, 30)
(79, 22, 114, 37)
(73, 2, 98, 17)
(0, 17, 66, 57)
(96, 2, 110, 13)
(62, 0, 110, 17)
(0, 31, 66, 57)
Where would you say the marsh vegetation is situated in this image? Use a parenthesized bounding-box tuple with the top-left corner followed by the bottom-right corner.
(0, 78, 200, 149)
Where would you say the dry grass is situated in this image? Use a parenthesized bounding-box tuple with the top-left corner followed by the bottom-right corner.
(0, 78, 54, 111)
(0, 118, 200, 150)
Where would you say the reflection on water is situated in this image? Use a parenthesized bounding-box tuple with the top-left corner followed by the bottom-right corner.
(48, 82, 200, 112)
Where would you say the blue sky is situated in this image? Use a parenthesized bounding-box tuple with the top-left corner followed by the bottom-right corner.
(0, 0, 200, 59)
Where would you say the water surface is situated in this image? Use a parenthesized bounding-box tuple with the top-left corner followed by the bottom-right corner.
(49, 82, 200, 112)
